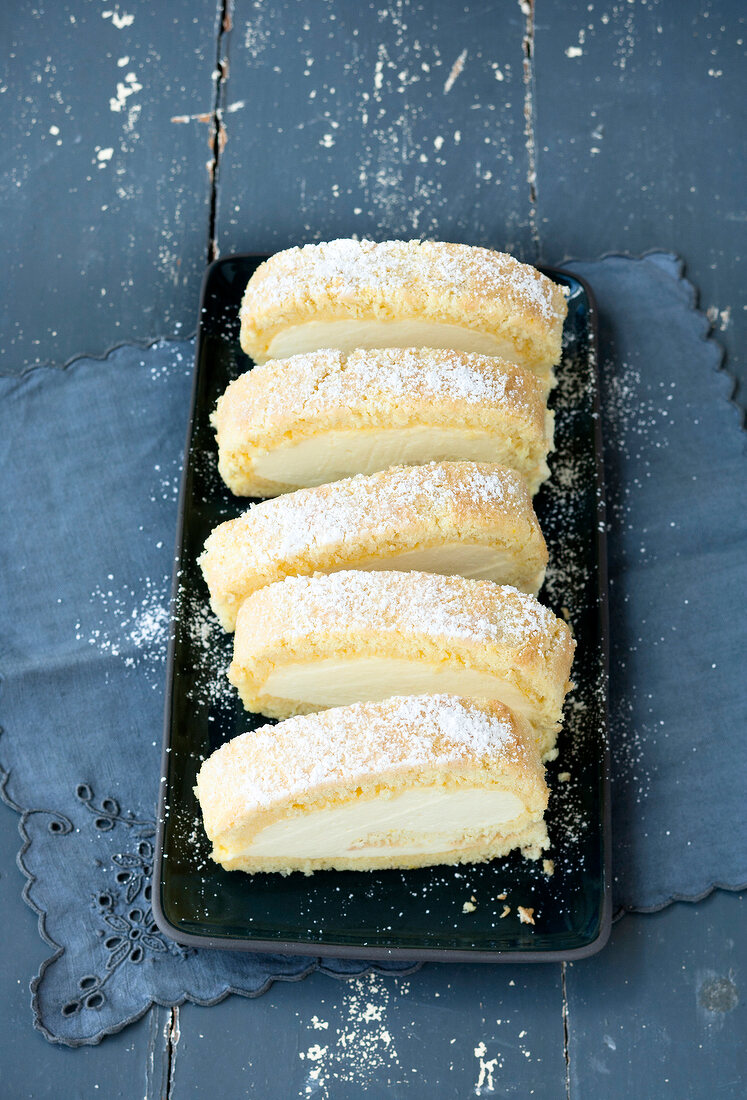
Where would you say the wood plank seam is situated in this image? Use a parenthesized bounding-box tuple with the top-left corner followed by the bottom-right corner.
(520, 0, 541, 259)
(208, 0, 233, 261)
(561, 961, 571, 1099)
(166, 1005, 180, 1097)
(146, 1005, 175, 1099)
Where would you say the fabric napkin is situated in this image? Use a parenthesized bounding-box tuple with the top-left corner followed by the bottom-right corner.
(0, 254, 744, 1045)
(568, 253, 746, 912)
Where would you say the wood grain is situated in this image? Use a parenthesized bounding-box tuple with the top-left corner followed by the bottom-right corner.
(0, 1, 219, 373)
(0, 1, 744, 1096)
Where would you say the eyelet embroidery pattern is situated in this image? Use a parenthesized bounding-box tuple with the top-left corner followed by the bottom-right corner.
(59, 784, 190, 1020)
(0, 338, 424, 1047)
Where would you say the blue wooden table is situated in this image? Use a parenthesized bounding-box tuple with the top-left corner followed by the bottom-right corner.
(1, 2, 744, 1095)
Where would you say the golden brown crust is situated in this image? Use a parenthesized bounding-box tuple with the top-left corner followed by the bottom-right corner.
(239, 239, 567, 374)
(212, 346, 554, 496)
(195, 694, 549, 872)
(229, 570, 575, 758)
(199, 462, 548, 630)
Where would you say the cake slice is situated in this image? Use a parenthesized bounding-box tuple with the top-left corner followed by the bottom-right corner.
(228, 571, 574, 760)
(212, 346, 554, 497)
(239, 238, 567, 384)
(200, 462, 548, 631)
(195, 694, 549, 874)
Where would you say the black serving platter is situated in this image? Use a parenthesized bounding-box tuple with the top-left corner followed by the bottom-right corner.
(153, 254, 611, 962)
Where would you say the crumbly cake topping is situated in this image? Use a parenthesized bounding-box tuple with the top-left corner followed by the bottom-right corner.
(313, 346, 515, 406)
(203, 461, 537, 573)
(217, 346, 548, 439)
(198, 694, 543, 813)
(241, 239, 565, 326)
(236, 570, 567, 654)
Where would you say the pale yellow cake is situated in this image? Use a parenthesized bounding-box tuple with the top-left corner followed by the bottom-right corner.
(200, 461, 548, 631)
(212, 346, 554, 497)
(228, 571, 575, 761)
(239, 239, 567, 382)
(195, 694, 549, 874)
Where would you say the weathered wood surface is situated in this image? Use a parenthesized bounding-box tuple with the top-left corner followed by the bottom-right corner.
(534, 1, 745, 399)
(174, 961, 568, 1098)
(566, 890, 746, 1099)
(0, 0, 219, 372)
(214, 0, 535, 257)
(0, 799, 166, 1098)
(1, 1, 743, 1096)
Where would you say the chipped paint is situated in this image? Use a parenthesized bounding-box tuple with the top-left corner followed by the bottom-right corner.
(474, 1041, 499, 1093)
(110, 71, 142, 113)
(443, 48, 467, 93)
(101, 9, 135, 30)
(296, 973, 408, 1097)
(170, 112, 212, 124)
(520, 0, 540, 254)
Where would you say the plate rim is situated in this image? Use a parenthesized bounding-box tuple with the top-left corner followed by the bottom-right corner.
(152, 253, 612, 963)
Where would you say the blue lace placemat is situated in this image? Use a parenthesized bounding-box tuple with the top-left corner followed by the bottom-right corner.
(1, 255, 745, 1045)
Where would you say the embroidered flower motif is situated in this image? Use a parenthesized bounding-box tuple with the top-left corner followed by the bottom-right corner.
(75, 783, 154, 835)
(58, 785, 190, 1019)
(101, 905, 167, 967)
(112, 840, 154, 904)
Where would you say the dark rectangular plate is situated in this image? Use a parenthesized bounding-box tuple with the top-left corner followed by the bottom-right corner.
(153, 254, 611, 962)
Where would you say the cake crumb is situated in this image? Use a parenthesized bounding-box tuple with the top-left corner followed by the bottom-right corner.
(499, 905, 511, 919)
(462, 900, 477, 914)
(558, 772, 571, 782)
(518, 906, 535, 925)
(543, 859, 555, 876)
(496, 892, 507, 900)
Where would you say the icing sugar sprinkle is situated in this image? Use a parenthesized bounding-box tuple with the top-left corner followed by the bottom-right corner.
(236, 347, 542, 428)
(298, 974, 408, 1096)
(320, 347, 517, 406)
(254, 570, 559, 651)
(203, 695, 524, 810)
(248, 239, 560, 321)
(75, 574, 170, 686)
(215, 462, 525, 568)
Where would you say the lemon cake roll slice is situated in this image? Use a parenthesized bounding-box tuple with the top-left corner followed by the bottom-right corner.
(239, 239, 567, 382)
(213, 346, 553, 497)
(195, 694, 549, 874)
(229, 571, 574, 760)
(200, 462, 548, 631)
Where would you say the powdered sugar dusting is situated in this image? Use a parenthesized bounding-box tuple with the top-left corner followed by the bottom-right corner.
(76, 573, 170, 686)
(203, 461, 536, 587)
(247, 569, 564, 652)
(233, 345, 544, 424)
(533, 285, 607, 875)
(174, 579, 234, 709)
(245, 239, 562, 323)
(198, 695, 531, 813)
(298, 974, 408, 1096)
(323, 346, 518, 406)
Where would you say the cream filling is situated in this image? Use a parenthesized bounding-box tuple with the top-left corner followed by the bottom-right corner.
(262, 656, 532, 721)
(264, 319, 526, 364)
(251, 426, 531, 490)
(223, 785, 526, 860)
(343, 542, 542, 589)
